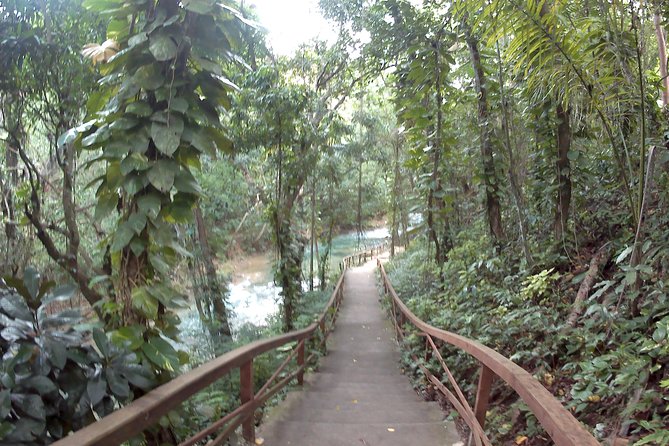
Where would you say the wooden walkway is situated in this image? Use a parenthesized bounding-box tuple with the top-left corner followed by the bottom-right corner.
(258, 260, 461, 445)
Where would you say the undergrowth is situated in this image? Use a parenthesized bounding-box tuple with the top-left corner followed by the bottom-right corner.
(384, 226, 669, 445)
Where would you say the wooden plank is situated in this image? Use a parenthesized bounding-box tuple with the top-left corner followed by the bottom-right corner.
(297, 341, 305, 385)
(240, 360, 254, 442)
(473, 364, 495, 430)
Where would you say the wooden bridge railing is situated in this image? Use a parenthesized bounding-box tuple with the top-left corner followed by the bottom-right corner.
(378, 261, 599, 446)
(54, 273, 348, 446)
(339, 239, 389, 271)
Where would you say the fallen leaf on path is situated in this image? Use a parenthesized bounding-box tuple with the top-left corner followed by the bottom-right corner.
(387, 428, 395, 432)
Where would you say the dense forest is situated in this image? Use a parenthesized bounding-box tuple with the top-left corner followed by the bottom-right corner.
(1, 0, 668, 444)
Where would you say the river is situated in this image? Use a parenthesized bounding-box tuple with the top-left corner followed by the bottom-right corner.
(178, 227, 389, 347)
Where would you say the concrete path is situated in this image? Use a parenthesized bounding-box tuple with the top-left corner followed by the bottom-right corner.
(258, 260, 461, 446)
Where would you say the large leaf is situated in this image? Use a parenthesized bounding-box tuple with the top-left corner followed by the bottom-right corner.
(0, 390, 10, 419)
(147, 159, 178, 193)
(42, 284, 77, 306)
(44, 338, 68, 369)
(141, 336, 180, 372)
(149, 31, 178, 61)
(23, 267, 40, 301)
(111, 222, 136, 252)
(131, 287, 158, 319)
(111, 325, 144, 350)
(120, 152, 150, 175)
(120, 364, 155, 390)
(87, 374, 107, 406)
(105, 368, 130, 399)
(12, 393, 45, 421)
(150, 114, 184, 156)
(137, 193, 162, 220)
(0, 294, 32, 321)
(22, 376, 58, 396)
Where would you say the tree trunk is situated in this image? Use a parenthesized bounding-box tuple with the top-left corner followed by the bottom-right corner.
(391, 139, 400, 258)
(194, 204, 232, 337)
(309, 177, 316, 291)
(654, 12, 669, 108)
(465, 26, 504, 246)
(356, 159, 363, 247)
(495, 42, 533, 267)
(566, 243, 611, 326)
(554, 103, 572, 242)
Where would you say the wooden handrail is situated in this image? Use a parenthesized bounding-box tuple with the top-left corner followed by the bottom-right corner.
(339, 239, 389, 271)
(54, 272, 347, 446)
(377, 261, 600, 446)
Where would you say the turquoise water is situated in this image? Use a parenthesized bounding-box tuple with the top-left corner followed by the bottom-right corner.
(178, 227, 389, 346)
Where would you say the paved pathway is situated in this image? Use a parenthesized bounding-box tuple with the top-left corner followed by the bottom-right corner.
(258, 260, 461, 445)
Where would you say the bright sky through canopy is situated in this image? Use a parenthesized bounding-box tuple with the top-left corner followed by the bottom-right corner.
(249, 0, 337, 56)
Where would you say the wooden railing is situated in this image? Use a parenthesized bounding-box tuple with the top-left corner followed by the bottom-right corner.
(54, 273, 348, 446)
(339, 239, 389, 271)
(378, 261, 600, 446)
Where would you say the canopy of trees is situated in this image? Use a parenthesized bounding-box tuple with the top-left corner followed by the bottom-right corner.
(1, 0, 668, 444)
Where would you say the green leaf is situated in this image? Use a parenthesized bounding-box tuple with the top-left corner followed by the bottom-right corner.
(0, 390, 11, 419)
(616, 246, 633, 264)
(23, 376, 57, 396)
(150, 114, 184, 156)
(126, 212, 147, 235)
(111, 325, 144, 350)
(42, 284, 76, 306)
(58, 128, 79, 148)
(137, 194, 162, 220)
(110, 117, 139, 131)
(87, 374, 107, 406)
(120, 364, 155, 390)
(169, 97, 189, 113)
(126, 101, 153, 117)
(141, 336, 180, 372)
(132, 287, 158, 319)
(14, 394, 45, 421)
(149, 32, 178, 61)
(95, 192, 118, 221)
(44, 339, 67, 369)
(123, 172, 149, 196)
(147, 159, 177, 193)
(121, 153, 150, 175)
(93, 329, 110, 357)
(173, 169, 202, 195)
(182, 0, 214, 14)
(133, 65, 164, 91)
(149, 253, 171, 276)
(106, 368, 130, 399)
(0, 294, 32, 321)
(111, 222, 136, 252)
(24, 267, 40, 301)
(128, 32, 148, 48)
(129, 237, 146, 256)
(624, 269, 638, 285)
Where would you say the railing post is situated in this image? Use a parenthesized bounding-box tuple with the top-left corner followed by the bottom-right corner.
(240, 360, 255, 443)
(473, 364, 495, 430)
(297, 341, 305, 385)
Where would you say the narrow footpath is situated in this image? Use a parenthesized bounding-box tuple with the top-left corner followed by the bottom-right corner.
(258, 260, 462, 445)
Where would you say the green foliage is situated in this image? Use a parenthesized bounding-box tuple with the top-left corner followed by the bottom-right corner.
(0, 268, 154, 444)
